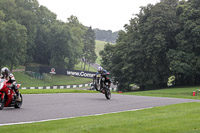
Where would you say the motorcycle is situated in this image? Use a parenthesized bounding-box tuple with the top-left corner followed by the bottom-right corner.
(93, 73, 111, 100)
(0, 79, 23, 110)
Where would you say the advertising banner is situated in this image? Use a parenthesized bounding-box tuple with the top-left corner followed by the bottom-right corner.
(38, 66, 96, 79)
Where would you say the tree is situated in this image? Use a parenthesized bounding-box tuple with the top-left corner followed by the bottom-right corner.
(83, 27, 97, 70)
(48, 21, 75, 68)
(100, 1, 180, 90)
(167, 0, 200, 85)
(67, 15, 86, 68)
(15, 0, 40, 63)
(0, 0, 98, 71)
(0, 0, 40, 64)
(100, 30, 131, 91)
(94, 28, 119, 43)
(34, 5, 57, 65)
(0, 10, 6, 68)
(0, 0, 16, 21)
(0, 20, 27, 70)
(130, 2, 178, 89)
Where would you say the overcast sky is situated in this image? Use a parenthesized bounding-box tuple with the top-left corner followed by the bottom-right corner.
(37, 0, 159, 31)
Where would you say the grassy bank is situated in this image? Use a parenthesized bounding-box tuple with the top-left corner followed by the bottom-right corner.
(95, 40, 107, 64)
(123, 86, 200, 99)
(20, 89, 96, 94)
(74, 62, 97, 72)
(95, 40, 115, 65)
(1, 102, 200, 133)
(14, 72, 92, 88)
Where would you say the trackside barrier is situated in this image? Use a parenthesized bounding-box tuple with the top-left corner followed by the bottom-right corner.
(20, 83, 117, 91)
(21, 83, 91, 90)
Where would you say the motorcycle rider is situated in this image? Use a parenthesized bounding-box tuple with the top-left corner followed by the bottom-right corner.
(0, 67, 21, 101)
(94, 66, 111, 93)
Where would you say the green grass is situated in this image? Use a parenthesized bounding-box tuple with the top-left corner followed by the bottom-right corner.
(20, 89, 96, 94)
(1, 102, 200, 133)
(95, 40, 108, 65)
(123, 86, 200, 99)
(95, 40, 115, 65)
(13, 72, 92, 87)
(74, 61, 97, 72)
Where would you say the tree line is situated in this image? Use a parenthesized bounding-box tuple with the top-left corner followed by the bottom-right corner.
(0, 0, 96, 70)
(94, 28, 118, 43)
(100, 0, 200, 90)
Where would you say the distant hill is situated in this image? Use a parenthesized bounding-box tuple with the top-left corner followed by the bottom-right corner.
(94, 28, 118, 43)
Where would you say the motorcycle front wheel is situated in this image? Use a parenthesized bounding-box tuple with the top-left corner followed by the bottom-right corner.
(14, 94, 23, 108)
(0, 95, 5, 110)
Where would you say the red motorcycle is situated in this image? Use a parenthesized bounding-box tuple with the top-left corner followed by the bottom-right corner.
(0, 79, 23, 110)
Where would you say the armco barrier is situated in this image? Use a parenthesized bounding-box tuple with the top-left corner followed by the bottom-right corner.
(20, 83, 117, 91)
(20, 83, 92, 90)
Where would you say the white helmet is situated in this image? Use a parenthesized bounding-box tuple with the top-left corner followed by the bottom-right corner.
(98, 66, 103, 73)
(1, 67, 10, 77)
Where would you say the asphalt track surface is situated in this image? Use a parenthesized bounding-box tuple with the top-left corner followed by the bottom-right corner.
(0, 93, 199, 126)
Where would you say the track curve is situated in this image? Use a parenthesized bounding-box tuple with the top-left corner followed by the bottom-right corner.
(0, 93, 199, 125)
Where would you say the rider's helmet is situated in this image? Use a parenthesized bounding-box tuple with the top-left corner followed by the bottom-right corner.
(98, 66, 103, 73)
(1, 67, 10, 78)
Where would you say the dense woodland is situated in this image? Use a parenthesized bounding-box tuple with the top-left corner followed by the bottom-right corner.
(0, 0, 199, 90)
(100, 0, 200, 90)
(0, 0, 96, 70)
(94, 28, 118, 43)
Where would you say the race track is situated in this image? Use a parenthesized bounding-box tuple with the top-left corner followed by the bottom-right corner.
(0, 93, 199, 126)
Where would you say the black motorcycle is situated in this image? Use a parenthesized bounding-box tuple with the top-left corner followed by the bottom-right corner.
(93, 73, 111, 100)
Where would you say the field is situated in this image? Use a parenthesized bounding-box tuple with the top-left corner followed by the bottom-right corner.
(13, 72, 93, 88)
(74, 61, 97, 72)
(123, 86, 200, 100)
(0, 102, 200, 133)
(95, 40, 107, 64)
(95, 40, 115, 65)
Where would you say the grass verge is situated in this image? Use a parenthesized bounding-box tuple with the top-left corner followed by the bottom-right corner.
(123, 86, 200, 100)
(1, 102, 200, 133)
(20, 89, 96, 94)
(13, 72, 92, 88)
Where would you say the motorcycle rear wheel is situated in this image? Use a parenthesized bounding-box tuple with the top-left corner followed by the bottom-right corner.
(14, 94, 23, 108)
(105, 87, 111, 100)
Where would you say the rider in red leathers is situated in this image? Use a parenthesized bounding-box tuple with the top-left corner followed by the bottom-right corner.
(0, 67, 21, 101)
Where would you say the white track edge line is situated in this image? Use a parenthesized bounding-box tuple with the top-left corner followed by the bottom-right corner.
(0, 107, 153, 127)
